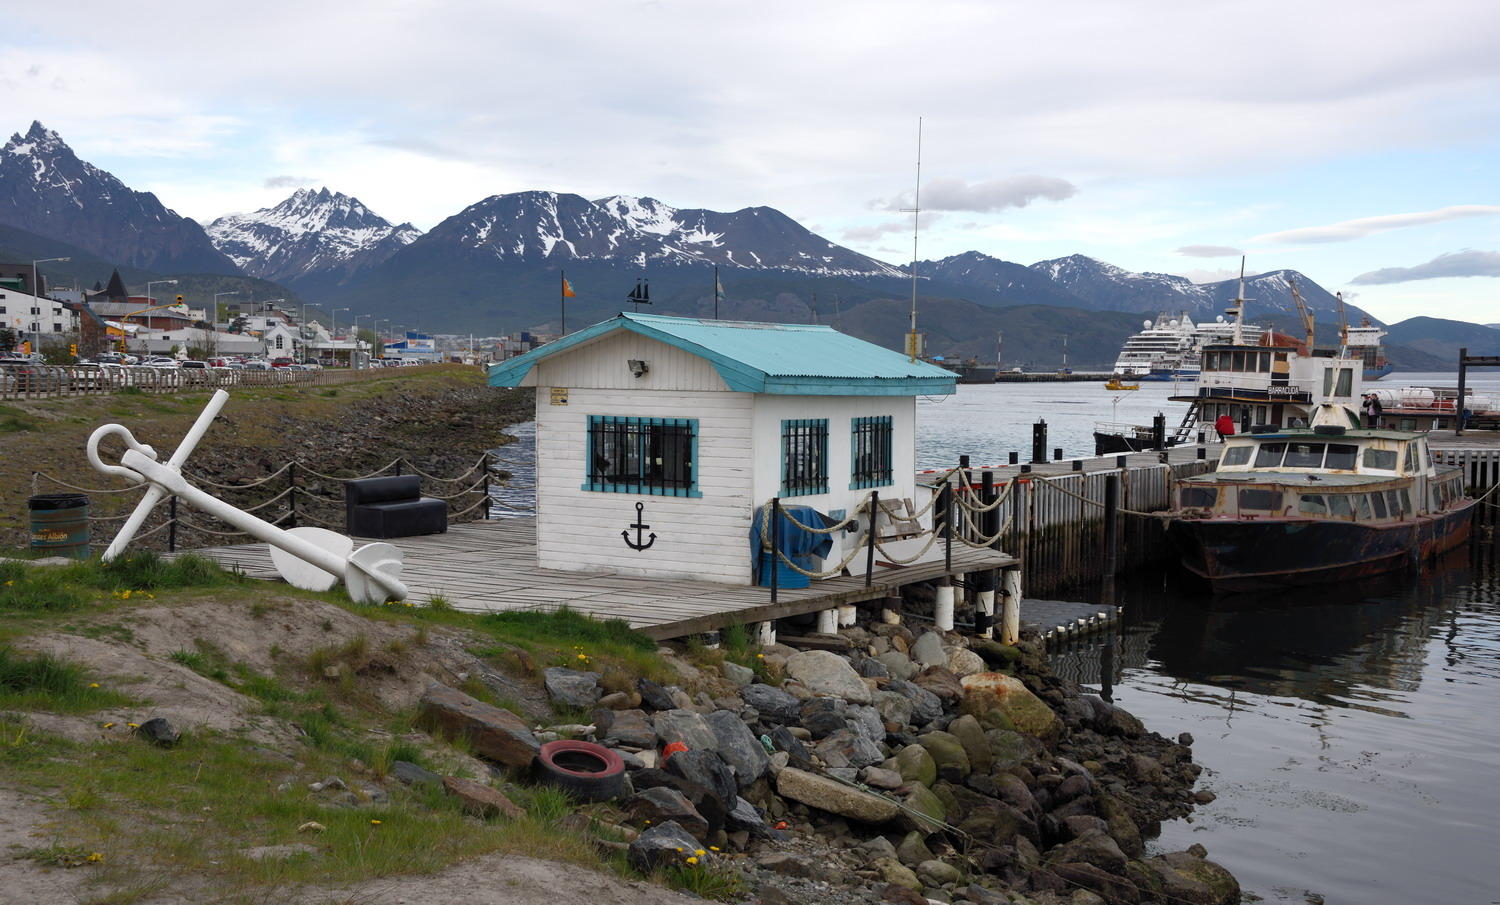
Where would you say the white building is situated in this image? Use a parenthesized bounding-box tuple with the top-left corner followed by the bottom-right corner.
(488, 313, 957, 584)
(0, 287, 78, 338)
(263, 322, 299, 357)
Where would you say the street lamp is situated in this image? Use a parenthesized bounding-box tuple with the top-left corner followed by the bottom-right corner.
(29, 257, 69, 354)
(142, 280, 179, 353)
(329, 308, 349, 366)
(213, 291, 241, 359)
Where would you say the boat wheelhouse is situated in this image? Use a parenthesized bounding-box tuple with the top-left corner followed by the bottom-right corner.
(1170, 339, 1365, 436)
(1167, 425, 1473, 590)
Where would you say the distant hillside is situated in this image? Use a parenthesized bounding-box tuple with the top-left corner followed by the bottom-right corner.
(1384, 316, 1500, 361)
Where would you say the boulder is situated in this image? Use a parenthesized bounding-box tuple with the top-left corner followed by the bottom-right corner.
(542, 667, 601, 708)
(1144, 851, 1240, 905)
(917, 859, 962, 886)
(909, 631, 947, 667)
(389, 760, 441, 787)
(1046, 830, 1128, 875)
(722, 661, 755, 687)
(848, 704, 886, 743)
(876, 650, 920, 681)
(627, 820, 701, 872)
(135, 717, 180, 747)
(652, 709, 718, 753)
(854, 656, 890, 679)
(887, 679, 943, 725)
(969, 638, 1022, 669)
(441, 776, 524, 819)
(959, 673, 1060, 741)
(986, 728, 1033, 769)
(1054, 862, 1140, 904)
(945, 714, 992, 773)
(1087, 696, 1145, 738)
(776, 767, 899, 824)
(947, 647, 986, 677)
(623, 787, 709, 840)
(666, 749, 737, 810)
(1097, 792, 1144, 858)
(419, 684, 540, 768)
(597, 691, 633, 710)
(816, 728, 885, 769)
(800, 697, 850, 739)
(636, 678, 678, 712)
(785, 650, 872, 703)
(912, 665, 966, 702)
(869, 857, 923, 892)
(863, 766, 904, 790)
(726, 795, 771, 837)
(741, 683, 802, 725)
(917, 730, 970, 781)
(855, 834, 899, 864)
(628, 768, 725, 833)
(603, 709, 658, 750)
(994, 772, 1039, 815)
(900, 782, 947, 834)
(895, 830, 935, 866)
(1127, 753, 1165, 784)
(895, 744, 937, 787)
(704, 710, 770, 786)
(873, 689, 916, 728)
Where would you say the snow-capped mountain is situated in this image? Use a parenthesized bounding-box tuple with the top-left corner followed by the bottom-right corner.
(407, 190, 903, 276)
(207, 188, 420, 292)
(0, 121, 238, 274)
(1030, 254, 1213, 313)
(918, 251, 1093, 308)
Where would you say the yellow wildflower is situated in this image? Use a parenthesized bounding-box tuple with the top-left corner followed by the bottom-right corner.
(694, 849, 705, 856)
(88, 683, 100, 688)
(576, 654, 588, 661)
(756, 653, 765, 659)
(685, 856, 698, 865)
(127, 722, 139, 729)
(86, 852, 103, 863)
(101, 722, 115, 729)
(370, 819, 382, 825)
(709, 845, 720, 851)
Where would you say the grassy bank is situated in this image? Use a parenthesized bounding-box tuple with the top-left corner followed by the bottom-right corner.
(0, 553, 731, 905)
(0, 365, 533, 548)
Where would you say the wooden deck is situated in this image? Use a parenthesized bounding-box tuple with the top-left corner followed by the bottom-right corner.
(186, 518, 1016, 640)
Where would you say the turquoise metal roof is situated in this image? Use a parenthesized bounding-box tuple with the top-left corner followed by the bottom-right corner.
(488, 313, 958, 396)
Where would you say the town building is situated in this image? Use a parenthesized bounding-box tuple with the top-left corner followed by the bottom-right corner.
(487, 313, 957, 584)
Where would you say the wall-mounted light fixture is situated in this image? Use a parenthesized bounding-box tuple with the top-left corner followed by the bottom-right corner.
(628, 359, 650, 378)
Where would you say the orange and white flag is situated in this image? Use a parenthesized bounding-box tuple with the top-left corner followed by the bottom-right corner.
(562, 279, 577, 298)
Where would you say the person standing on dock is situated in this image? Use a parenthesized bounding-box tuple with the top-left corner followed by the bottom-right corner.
(1215, 412, 1235, 441)
(1362, 393, 1383, 428)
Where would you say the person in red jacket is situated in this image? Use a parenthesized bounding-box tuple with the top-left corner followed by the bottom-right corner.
(1215, 413, 1235, 441)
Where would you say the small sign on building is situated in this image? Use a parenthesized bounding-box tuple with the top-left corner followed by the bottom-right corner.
(550, 387, 569, 406)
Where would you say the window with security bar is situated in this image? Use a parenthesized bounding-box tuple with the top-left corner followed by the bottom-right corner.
(851, 415, 894, 488)
(585, 415, 697, 497)
(781, 418, 828, 496)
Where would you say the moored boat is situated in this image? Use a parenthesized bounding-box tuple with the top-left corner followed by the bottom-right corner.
(1166, 424, 1474, 591)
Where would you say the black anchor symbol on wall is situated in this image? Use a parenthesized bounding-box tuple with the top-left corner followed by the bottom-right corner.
(622, 501, 656, 551)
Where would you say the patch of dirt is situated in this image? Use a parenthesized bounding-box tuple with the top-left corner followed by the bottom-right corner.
(0, 787, 92, 905)
(314, 854, 708, 905)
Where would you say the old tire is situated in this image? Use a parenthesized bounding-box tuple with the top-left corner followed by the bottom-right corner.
(536, 740, 627, 802)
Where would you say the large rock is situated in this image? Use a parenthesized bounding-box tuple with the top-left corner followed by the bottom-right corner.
(959, 672, 1060, 740)
(1087, 695, 1146, 737)
(665, 749, 737, 810)
(946, 714, 992, 773)
(895, 830, 935, 866)
(947, 647, 986, 677)
(1097, 792, 1144, 858)
(542, 667, 601, 708)
(1047, 830, 1128, 875)
(876, 651, 919, 681)
(727, 795, 771, 837)
(627, 820, 700, 872)
(1145, 851, 1241, 905)
(769, 726, 814, 769)
(969, 638, 1022, 669)
(784, 650, 872, 704)
(847, 704, 886, 743)
(887, 679, 943, 725)
(623, 787, 709, 840)
(628, 768, 726, 833)
(652, 709, 718, 752)
(603, 709, 658, 749)
(909, 631, 947, 667)
(917, 730, 970, 781)
(636, 678, 677, 712)
(441, 775, 524, 819)
(873, 689, 915, 728)
(776, 767, 899, 824)
(917, 859, 962, 886)
(900, 782, 947, 834)
(419, 684, 540, 768)
(869, 857, 923, 892)
(741, 683, 802, 724)
(895, 744, 937, 787)
(816, 728, 885, 769)
(912, 665, 965, 702)
(703, 710, 769, 786)
(986, 728, 1033, 769)
(721, 661, 755, 687)
(799, 697, 850, 739)
(1054, 862, 1140, 904)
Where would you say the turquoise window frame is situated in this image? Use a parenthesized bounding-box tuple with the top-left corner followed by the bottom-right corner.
(582, 415, 701, 498)
(781, 418, 829, 496)
(850, 415, 895, 489)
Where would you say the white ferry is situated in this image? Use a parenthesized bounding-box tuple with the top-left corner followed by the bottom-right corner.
(1112, 313, 1258, 381)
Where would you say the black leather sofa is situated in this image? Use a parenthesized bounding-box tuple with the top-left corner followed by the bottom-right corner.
(344, 475, 447, 538)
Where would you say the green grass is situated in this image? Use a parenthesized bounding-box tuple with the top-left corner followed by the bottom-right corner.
(0, 552, 247, 615)
(661, 861, 746, 900)
(0, 646, 132, 712)
(0, 404, 39, 433)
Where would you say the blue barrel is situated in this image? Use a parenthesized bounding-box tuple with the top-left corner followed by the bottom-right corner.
(28, 494, 91, 559)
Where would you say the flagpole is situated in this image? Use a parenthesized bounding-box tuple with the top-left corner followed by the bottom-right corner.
(560, 270, 566, 336)
(714, 265, 719, 319)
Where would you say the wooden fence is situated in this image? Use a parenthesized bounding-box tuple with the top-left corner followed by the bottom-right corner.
(0, 362, 451, 401)
(1435, 448, 1500, 493)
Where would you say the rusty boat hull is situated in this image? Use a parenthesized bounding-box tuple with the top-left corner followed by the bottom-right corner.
(1167, 502, 1476, 592)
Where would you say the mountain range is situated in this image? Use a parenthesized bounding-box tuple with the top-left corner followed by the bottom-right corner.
(0, 120, 1493, 369)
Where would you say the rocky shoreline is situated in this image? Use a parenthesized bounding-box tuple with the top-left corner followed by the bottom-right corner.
(530, 620, 1241, 905)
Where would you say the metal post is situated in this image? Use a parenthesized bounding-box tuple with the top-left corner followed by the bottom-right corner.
(1456, 347, 1468, 436)
(1031, 419, 1047, 464)
(395, 458, 404, 477)
(1152, 413, 1166, 450)
(769, 497, 781, 604)
(942, 481, 953, 573)
(1072, 459, 1082, 472)
(1053, 447, 1063, 461)
(167, 495, 177, 553)
(1008, 451, 1018, 465)
(1116, 455, 1126, 468)
(865, 490, 879, 588)
(482, 452, 492, 520)
(1197, 446, 1206, 460)
(288, 462, 298, 529)
(1102, 473, 1119, 591)
(977, 470, 998, 638)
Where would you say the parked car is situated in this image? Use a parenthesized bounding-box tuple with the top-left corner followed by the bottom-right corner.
(270, 357, 296, 369)
(242, 359, 272, 371)
(142, 356, 179, 368)
(1, 362, 63, 392)
(180, 361, 209, 370)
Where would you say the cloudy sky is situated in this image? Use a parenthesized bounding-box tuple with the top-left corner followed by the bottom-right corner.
(3, 0, 1498, 322)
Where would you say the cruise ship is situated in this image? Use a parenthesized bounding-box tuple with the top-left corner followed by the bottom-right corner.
(1112, 313, 1257, 381)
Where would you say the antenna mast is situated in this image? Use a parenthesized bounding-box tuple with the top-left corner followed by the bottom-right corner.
(1335, 291, 1349, 352)
(900, 117, 923, 361)
(1226, 255, 1251, 345)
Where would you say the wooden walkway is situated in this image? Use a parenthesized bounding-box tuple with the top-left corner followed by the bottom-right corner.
(920, 440, 1222, 482)
(186, 518, 1016, 640)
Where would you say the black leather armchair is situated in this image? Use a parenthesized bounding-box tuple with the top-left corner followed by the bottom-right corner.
(344, 475, 447, 538)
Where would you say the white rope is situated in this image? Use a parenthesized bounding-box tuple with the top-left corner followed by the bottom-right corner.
(32, 472, 147, 494)
(296, 459, 402, 482)
(771, 494, 873, 535)
(399, 454, 489, 483)
(952, 472, 1015, 513)
(424, 474, 491, 501)
(1030, 475, 1170, 519)
(872, 526, 945, 565)
(185, 463, 292, 489)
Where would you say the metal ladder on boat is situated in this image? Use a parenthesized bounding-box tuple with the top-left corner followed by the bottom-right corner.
(1170, 401, 1200, 445)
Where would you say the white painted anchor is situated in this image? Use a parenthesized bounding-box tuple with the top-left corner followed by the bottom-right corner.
(86, 389, 408, 604)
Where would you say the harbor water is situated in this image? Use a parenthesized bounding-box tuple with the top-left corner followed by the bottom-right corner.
(490, 372, 1498, 902)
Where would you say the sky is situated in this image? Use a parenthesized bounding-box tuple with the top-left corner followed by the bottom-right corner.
(2, 0, 1498, 324)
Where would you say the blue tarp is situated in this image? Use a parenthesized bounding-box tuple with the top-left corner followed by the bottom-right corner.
(749, 505, 834, 589)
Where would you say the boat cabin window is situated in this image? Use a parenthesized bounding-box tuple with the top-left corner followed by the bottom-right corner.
(1222, 445, 1252, 466)
(1324, 444, 1358, 470)
(1238, 489, 1283, 512)
(1180, 487, 1218, 508)
(1363, 448, 1397, 470)
(1355, 494, 1374, 519)
(1371, 492, 1388, 518)
(1403, 443, 1417, 473)
(1328, 494, 1354, 518)
(1384, 489, 1406, 517)
(1299, 494, 1328, 516)
(1284, 442, 1326, 468)
(1254, 442, 1286, 468)
(1322, 367, 1355, 398)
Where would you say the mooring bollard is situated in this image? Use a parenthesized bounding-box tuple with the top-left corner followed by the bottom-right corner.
(974, 571, 996, 640)
(1053, 447, 1063, 461)
(816, 608, 837, 635)
(1008, 451, 1019, 465)
(935, 582, 956, 632)
(1031, 420, 1047, 464)
(1072, 459, 1082, 472)
(1116, 455, 1127, 468)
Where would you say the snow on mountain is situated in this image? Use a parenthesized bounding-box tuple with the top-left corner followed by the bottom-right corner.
(0, 121, 238, 274)
(405, 191, 903, 277)
(1029, 254, 1212, 314)
(207, 187, 420, 290)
